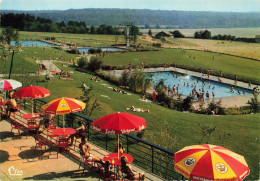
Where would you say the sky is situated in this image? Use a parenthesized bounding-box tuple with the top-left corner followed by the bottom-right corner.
(0, 0, 259, 12)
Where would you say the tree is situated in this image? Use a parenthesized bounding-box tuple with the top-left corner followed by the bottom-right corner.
(202, 30, 211, 39)
(247, 94, 259, 114)
(148, 29, 152, 36)
(1, 27, 19, 49)
(120, 69, 130, 87)
(171, 30, 185, 38)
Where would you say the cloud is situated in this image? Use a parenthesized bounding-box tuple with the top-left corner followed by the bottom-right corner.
(0, 0, 2, 4)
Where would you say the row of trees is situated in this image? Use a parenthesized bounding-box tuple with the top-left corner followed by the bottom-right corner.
(1, 13, 140, 36)
(194, 30, 256, 43)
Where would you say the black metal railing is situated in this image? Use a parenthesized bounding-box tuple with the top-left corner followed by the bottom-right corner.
(21, 98, 184, 180)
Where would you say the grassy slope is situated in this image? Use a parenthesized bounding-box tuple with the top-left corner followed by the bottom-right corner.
(34, 63, 259, 180)
(103, 49, 260, 84)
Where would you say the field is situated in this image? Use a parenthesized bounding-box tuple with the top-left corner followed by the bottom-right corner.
(18, 31, 126, 47)
(140, 27, 260, 38)
(0, 30, 259, 180)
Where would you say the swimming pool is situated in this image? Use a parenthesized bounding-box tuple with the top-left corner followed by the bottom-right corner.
(77, 47, 125, 54)
(11, 40, 54, 47)
(147, 71, 252, 98)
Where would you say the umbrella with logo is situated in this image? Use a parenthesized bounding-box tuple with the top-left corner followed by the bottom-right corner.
(174, 144, 250, 181)
(92, 112, 146, 158)
(41, 97, 86, 128)
(13, 85, 50, 114)
(0, 79, 22, 91)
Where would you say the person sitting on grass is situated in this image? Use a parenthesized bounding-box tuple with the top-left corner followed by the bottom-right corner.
(6, 92, 18, 118)
(112, 142, 126, 154)
(79, 136, 104, 165)
(82, 82, 87, 90)
(120, 156, 145, 180)
(69, 121, 85, 146)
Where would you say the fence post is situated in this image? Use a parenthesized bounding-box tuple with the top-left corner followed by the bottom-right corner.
(87, 121, 90, 141)
(33, 100, 36, 113)
(105, 134, 108, 150)
(58, 115, 60, 127)
(126, 135, 129, 153)
(151, 147, 154, 173)
(165, 155, 169, 180)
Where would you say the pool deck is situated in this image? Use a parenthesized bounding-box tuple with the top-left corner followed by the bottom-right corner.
(104, 67, 259, 108)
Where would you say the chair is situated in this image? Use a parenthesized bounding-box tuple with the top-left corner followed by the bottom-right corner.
(78, 150, 102, 175)
(34, 135, 50, 159)
(26, 120, 39, 139)
(10, 119, 25, 138)
(98, 161, 116, 181)
(46, 123, 57, 146)
(56, 136, 70, 158)
(9, 105, 22, 121)
(121, 166, 145, 181)
(73, 128, 87, 150)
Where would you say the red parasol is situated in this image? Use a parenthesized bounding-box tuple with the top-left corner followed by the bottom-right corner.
(13, 86, 50, 113)
(92, 112, 146, 158)
(13, 86, 50, 100)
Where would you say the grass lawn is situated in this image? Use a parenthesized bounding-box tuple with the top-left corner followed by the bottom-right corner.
(0, 36, 259, 180)
(0, 47, 77, 74)
(103, 48, 260, 84)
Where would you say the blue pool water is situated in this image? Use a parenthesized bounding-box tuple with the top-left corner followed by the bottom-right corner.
(147, 72, 252, 98)
(11, 40, 54, 47)
(78, 47, 124, 54)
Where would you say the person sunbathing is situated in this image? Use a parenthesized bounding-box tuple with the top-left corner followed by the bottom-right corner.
(120, 156, 145, 180)
(127, 106, 149, 113)
(79, 136, 104, 165)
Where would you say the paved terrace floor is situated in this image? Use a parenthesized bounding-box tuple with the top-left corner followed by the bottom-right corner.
(0, 120, 100, 181)
(0, 109, 163, 181)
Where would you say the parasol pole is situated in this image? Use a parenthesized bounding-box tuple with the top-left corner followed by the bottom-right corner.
(118, 134, 120, 159)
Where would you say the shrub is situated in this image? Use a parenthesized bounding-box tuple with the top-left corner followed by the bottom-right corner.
(88, 48, 102, 54)
(182, 95, 193, 111)
(87, 56, 104, 72)
(67, 48, 79, 54)
(78, 57, 88, 68)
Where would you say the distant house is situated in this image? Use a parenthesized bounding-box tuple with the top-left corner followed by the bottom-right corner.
(155, 31, 171, 39)
(256, 35, 260, 43)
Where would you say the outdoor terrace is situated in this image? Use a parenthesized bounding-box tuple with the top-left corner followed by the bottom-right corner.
(0, 99, 181, 181)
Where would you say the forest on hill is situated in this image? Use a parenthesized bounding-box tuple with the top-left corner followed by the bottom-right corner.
(1, 8, 260, 28)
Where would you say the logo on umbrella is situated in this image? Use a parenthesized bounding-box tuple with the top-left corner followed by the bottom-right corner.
(231, 153, 241, 161)
(60, 104, 67, 108)
(185, 158, 195, 166)
(216, 163, 227, 173)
